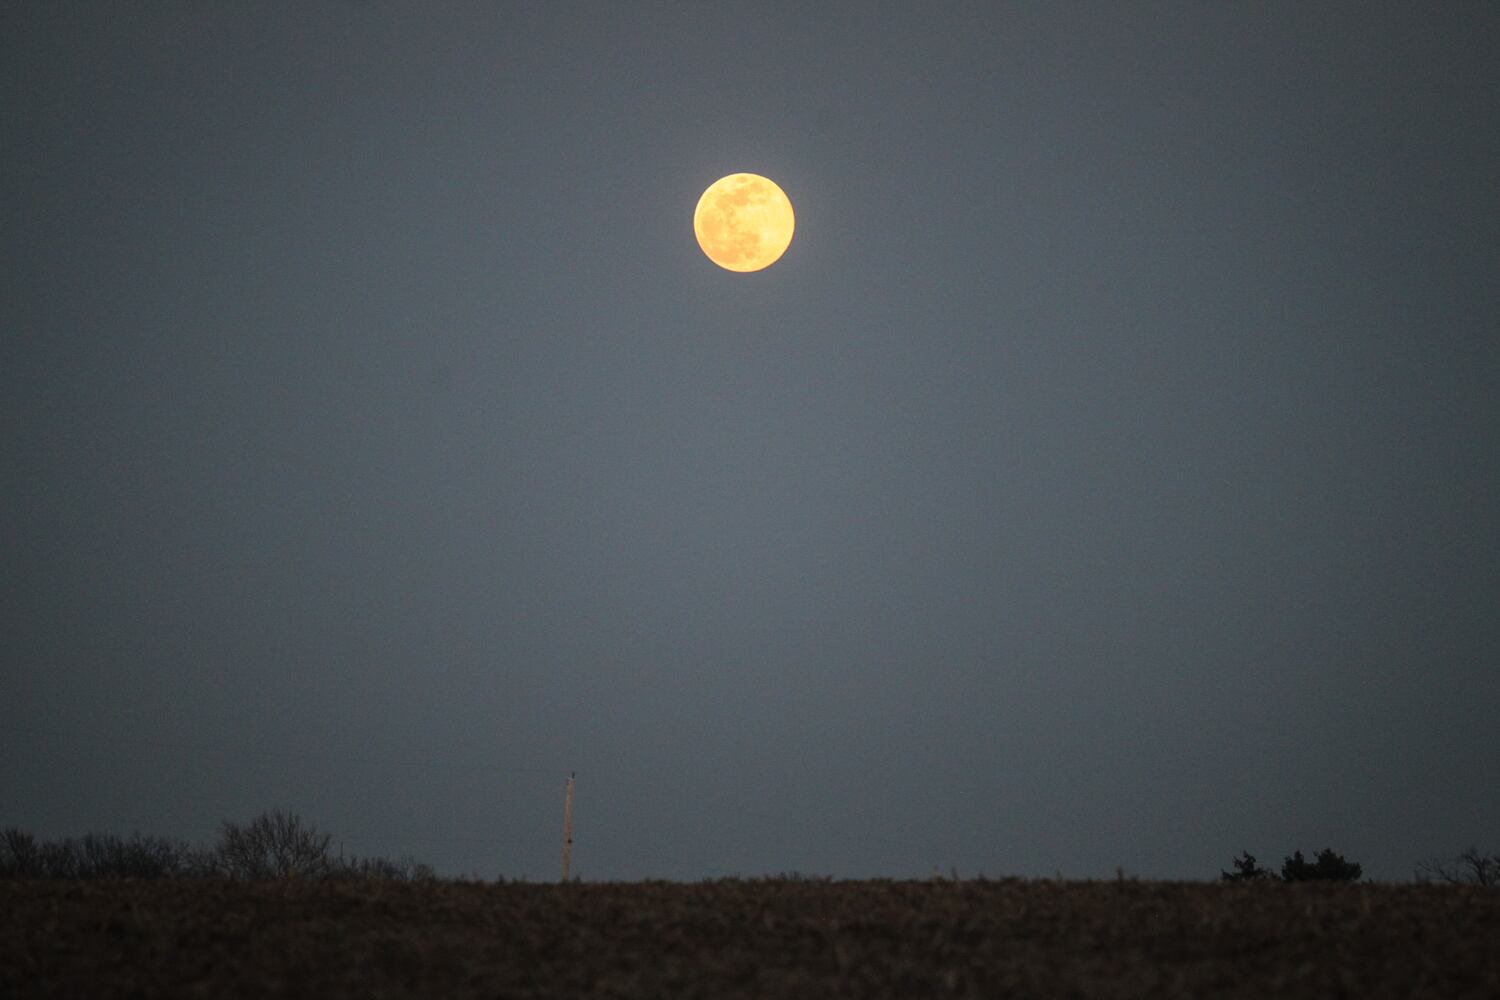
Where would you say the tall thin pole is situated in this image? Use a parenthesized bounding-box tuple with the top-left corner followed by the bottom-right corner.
(560, 772, 575, 883)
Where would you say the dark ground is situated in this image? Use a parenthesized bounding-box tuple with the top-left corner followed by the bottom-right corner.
(3, 878, 1498, 998)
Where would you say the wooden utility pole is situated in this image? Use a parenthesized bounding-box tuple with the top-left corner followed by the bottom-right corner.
(560, 772, 575, 882)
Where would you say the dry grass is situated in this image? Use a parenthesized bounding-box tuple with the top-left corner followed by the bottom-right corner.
(3, 877, 1498, 998)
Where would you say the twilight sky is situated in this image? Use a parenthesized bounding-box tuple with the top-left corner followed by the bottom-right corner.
(3, 2, 1497, 882)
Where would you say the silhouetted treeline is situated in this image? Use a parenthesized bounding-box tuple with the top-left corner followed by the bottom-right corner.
(1220, 848, 1362, 882)
(1, 809, 434, 881)
(0, 829, 206, 879)
(1224, 845, 1500, 885)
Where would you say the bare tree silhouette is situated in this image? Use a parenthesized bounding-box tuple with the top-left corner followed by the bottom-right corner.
(214, 809, 333, 879)
(1415, 847, 1499, 887)
(1220, 851, 1277, 882)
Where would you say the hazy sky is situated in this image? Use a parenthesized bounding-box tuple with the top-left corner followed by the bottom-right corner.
(4, 2, 1498, 881)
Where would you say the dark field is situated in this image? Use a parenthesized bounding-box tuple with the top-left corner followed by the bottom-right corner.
(4, 878, 1498, 998)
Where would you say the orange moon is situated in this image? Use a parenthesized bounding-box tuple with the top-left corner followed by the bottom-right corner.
(693, 173, 795, 272)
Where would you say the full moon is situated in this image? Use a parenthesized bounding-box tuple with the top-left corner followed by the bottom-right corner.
(693, 173, 795, 272)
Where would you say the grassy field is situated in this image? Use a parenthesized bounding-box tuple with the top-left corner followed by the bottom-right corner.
(3, 877, 1498, 997)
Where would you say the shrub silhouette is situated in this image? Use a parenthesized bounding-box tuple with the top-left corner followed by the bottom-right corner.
(1221, 851, 1277, 882)
(1281, 848, 1362, 882)
(332, 853, 437, 882)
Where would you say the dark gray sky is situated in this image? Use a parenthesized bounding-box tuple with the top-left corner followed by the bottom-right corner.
(4, 2, 1498, 881)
